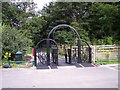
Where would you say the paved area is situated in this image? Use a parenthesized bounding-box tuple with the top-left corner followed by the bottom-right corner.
(1, 64, 119, 88)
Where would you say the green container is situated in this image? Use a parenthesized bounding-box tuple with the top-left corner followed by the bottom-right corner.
(15, 51, 23, 64)
(31, 60, 35, 66)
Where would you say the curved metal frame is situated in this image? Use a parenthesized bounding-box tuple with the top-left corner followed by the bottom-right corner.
(47, 24, 81, 64)
(48, 24, 80, 39)
(52, 27, 76, 45)
(34, 24, 92, 66)
(81, 39, 92, 63)
(81, 39, 90, 48)
(34, 38, 58, 66)
(36, 38, 58, 49)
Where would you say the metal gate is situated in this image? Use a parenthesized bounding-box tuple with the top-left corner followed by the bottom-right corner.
(81, 39, 92, 63)
(34, 39, 58, 67)
(34, 24, 92, 68)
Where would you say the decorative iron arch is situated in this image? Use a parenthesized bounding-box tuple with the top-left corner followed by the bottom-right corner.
(81, 39, 90, 48)
(47, 24, 82, 64)
(34, 38, 58, 66)
(35, 38, 58, 49)
(51, 26, 76, 44)
(48, 24, 80, 40)
(81, 39, 92, 63)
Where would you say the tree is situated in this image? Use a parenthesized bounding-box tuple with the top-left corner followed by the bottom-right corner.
(2, 24, 32, 54)
(87, 2, 119, 44)
(21, 16, 47, 45)
(41, 2, 90, 32)
(2, 1, 120, 47)
(2, 2, 37, 28)
(41, 2, 120, 45)
(53, 30, 74, 45)
(2, 2, 45, 46)
(71, 22, 90, 42)
(40, 2, 91, 45)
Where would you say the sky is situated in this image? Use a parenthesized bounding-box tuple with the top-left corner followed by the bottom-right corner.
(33, 0, 120, 11)
(33, 0, 54, 11)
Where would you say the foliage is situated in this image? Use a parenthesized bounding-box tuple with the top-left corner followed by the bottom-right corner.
(2, 2, 47, 48)
(41, 2, 91, 45)
(21, 16, 47, 45)
(41, 2, 120, 45)
(4, 52, 11, 60)
(71, 22, 90, 44)
(2, 2, 37, 27)
(87, 3, 120, 45)
(2, 24, 32, 54)
(95, 59, 120, 65)
(53, 30, 74, 45)
(2, 60, 32, 68)
(2, 2, 120, 50)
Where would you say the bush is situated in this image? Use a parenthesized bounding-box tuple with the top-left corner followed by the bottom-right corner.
(2, 24, 32, 54)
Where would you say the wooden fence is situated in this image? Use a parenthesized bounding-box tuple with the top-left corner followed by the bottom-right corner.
(91, 45, 120, 63)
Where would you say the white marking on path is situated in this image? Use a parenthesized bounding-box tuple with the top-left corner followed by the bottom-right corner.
(79, 64, 85, 68)
(100, 64, 119, 71)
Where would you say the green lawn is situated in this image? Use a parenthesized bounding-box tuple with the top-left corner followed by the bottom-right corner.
(95, 59, 120, 65)
(2, 60, 33, 68)
(26, 49, 32, 54)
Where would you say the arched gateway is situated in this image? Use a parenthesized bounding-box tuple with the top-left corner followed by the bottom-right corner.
(34, 24, 91, 66)
(34, 39, 58, 66)
(47, 24, 81, 65)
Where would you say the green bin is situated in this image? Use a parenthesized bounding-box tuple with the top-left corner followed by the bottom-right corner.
(15, 51, 22, 64)
(31, 60, 35, 66)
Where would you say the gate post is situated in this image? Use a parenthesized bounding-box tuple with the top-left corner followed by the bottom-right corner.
(34, 47, 37, 66)
(68, 49, 71, 64)
(47, 39, 50, 65)
(78, 40, 81, 63)
(53, 48, 58, 65)
(89, 47, 92, 63)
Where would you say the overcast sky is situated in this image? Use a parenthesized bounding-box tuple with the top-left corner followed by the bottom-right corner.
(33, 0, 119, 11)
(33, 0, 54, 11)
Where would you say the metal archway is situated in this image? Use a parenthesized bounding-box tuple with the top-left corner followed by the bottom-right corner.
(36, 38, 58, 49)
(52, 26, 76, 46)
(81, 39, 92, 63)
(71, 39, 92, 63)
(34, 39, 58, 66)
(47, 24, 81, 65)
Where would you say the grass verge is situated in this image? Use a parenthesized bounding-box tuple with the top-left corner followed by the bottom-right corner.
(95, 59, 120, 65)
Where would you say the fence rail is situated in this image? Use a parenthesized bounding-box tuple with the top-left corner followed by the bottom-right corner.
(91, 45, 120, 63)
(58, 45, 120, 63)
